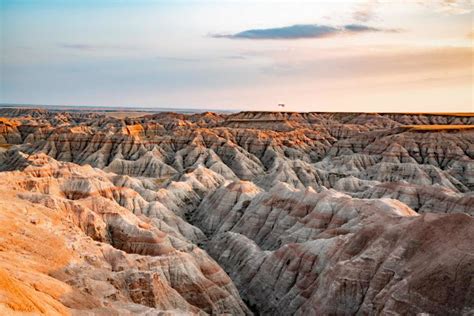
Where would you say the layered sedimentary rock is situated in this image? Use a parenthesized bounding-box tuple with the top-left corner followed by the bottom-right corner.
(202, 183, 473, 315)
(0, 153, 250, 315)
(0, 108, 472, 315)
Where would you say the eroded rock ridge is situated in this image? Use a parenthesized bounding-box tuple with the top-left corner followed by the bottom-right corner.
(0, 109, 472, 315)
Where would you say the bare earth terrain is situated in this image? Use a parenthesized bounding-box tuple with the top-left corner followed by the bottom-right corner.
(0, 108, 472, 315)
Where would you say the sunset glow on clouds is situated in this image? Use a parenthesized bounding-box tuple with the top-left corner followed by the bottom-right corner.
(0, 0, 472, 112)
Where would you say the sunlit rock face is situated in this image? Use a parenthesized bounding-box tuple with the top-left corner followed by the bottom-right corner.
(0, 108, 472, 315)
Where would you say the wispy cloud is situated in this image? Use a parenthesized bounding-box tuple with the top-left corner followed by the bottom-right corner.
(258, 46, 473, 86)
(353, 0, 379, 22)
(438, 0, 472, 14)
(58, 43, 129, 51)
(353, 0, 472, 21)
(155, 56, 201, 62)
(224, 55, 248, 60)
(344, 24, 389, 33)
(212, 24, 399, 40)
(419, 0, 472, 15)
(213, 24, 339, 40)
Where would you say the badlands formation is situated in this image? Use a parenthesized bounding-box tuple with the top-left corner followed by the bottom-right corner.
(0, 108, 473, 315)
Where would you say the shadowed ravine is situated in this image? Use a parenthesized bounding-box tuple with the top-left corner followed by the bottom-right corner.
(0, 109, 472, 315)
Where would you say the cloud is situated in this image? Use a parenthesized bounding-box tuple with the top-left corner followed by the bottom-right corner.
(58, 43, 129, 51)
(212, 24, 398, 40)
(155, 56, 201, 62)
(257, 47, 473, 98)
(418, 0, 472, 15)
(344, 24, 380, 32)
(352, 1, 472, 20)
(59, 43, 97, 51)
(353, 0, 379, 22)
(438, 0, 472, 14)
(213, 24, 339, 40)
(224, 55, 247, 60)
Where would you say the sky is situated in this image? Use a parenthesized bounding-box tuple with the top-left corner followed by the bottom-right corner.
(0, 0, 473, 112)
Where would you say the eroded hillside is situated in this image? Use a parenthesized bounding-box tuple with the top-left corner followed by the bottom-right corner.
(0, 109, 473, 315)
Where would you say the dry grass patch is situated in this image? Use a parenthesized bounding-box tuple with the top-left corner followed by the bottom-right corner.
(401, 125, 474, 131)
(154, 177, 170, 185)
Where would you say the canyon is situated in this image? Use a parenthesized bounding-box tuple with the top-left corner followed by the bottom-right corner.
(0, 108, 472, 315)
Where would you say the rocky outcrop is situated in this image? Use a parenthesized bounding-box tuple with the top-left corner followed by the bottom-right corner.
(0, 109, 472, 315)
(0, 153, 251, 315)
(202, 184, 474, 315)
